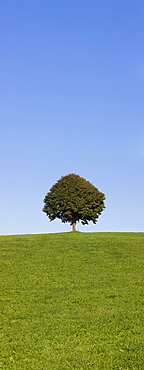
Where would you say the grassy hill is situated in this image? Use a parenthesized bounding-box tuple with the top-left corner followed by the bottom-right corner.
(1, 232, 144, 369)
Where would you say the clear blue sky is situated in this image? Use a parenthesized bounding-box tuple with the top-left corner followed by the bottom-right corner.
(0, 0, 144, 234)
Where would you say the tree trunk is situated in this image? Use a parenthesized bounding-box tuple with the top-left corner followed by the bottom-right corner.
(72, 221, 76, 232)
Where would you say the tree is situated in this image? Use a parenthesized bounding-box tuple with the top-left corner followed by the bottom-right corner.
(42, 174, 106, 231)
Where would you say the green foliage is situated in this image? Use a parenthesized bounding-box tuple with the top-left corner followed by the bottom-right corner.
(1, 233, 144, 369)
(43, 174, 105, 227)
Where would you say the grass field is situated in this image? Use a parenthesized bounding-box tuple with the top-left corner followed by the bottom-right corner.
(0, 232, 144, 369)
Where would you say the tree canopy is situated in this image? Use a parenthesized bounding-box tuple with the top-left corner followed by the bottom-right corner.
(42, 174, 106, 231)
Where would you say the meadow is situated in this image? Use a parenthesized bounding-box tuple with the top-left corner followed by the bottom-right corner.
(0, 232, 144, 369)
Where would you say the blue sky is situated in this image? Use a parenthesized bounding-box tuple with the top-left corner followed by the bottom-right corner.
(0, 0, 144, 234)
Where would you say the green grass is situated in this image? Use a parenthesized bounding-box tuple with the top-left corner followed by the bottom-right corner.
(0, 232, 144, 369)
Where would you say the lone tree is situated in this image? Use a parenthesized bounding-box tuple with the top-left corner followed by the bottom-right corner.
(42, 174, 106, 231)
